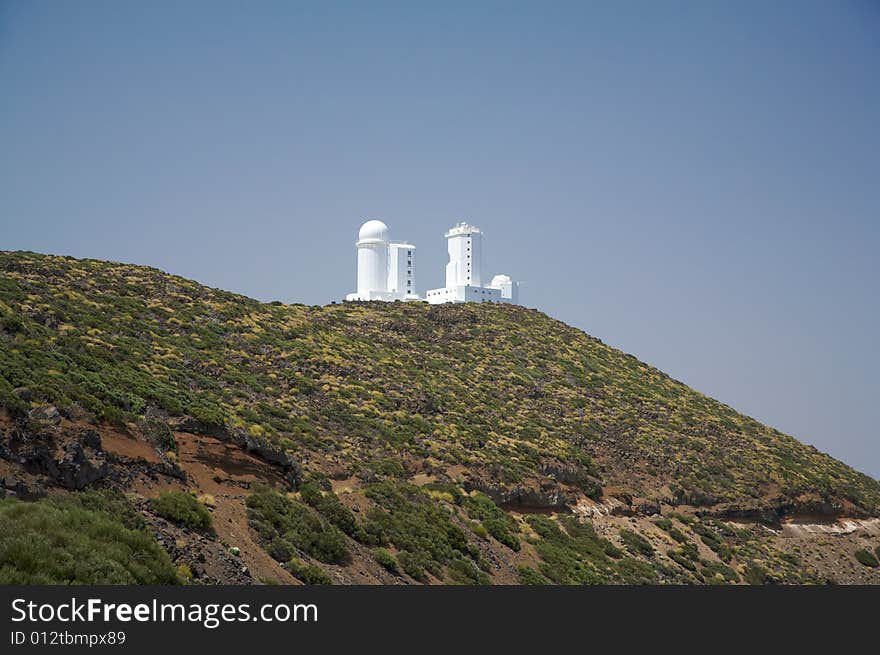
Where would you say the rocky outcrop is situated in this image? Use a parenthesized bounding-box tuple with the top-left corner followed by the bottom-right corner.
(706, 493, 855, 527)
(28, 404, 61, 426)
(0, 477, 47, 500)
(0, 427, 111, 490)
(464, 476, 572, 511)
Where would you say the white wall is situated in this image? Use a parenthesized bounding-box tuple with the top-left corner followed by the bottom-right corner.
(425, 284, 502, 304)
(388, 242, 416, 297)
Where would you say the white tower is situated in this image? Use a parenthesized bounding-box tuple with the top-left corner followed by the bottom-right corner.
(388, 242, 417, 298)
(427, 221, 519, 304)
(444, 222, 482, 288)
(356, 220, 389, 297)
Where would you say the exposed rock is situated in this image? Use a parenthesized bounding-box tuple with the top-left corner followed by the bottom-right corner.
(28, 405, 61, 426)
(0, 477, 47, 500)
(49, 441, 111, 489)
(81, 430, 102, 449)
(465, 476, 572, 511)
(0, 428, 111, 490)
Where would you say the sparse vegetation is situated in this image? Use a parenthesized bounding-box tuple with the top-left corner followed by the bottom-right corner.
(299, 482, 365, 541)
(246, 485, 349, 565)
(525, 515, 635, 584)
(361, 481, 484, 582)
(744, 563, 773, 585)
(654, 518, 689, 544)
(517, 565, 551, 585)
(691, 522, 733, 562)
(619, 528, 654, 558)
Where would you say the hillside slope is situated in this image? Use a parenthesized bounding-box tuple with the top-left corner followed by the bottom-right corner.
(1, 251, 879, 585)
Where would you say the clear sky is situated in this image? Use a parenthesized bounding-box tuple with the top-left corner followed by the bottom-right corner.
(1, 1, 878, 477)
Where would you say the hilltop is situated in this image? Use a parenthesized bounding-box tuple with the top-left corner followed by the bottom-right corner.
(1, 251, 879, 585)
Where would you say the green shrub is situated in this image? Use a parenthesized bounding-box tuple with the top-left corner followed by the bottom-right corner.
(0, 497, 179, 584)
(362, 481, 481, 581)
(692, 522, 733, 562)
(744, 563, 772, 585)
(700, 560, 739, 583)
(619, 528, 654, 558)
(616, 557, 659, 584)
(299, 482, 366, 541)
(374, 548, 399, 574)
(469, 521, 489, 539)
(462, 492, 520, 551)
(288, 558, 332, 585)
(0, 314, 24, 334)
(149, 490, 212, 530)
(654, 518, 688, 544)
(0, 387, 29, 419)
(446, 557, 491, 585)
(854, 549, 879, 568)
(397, 551, 428, 581)
(517, 565, 551, 585)
(525, 515, 619, 584)
(188, 402, 227, 429)
(247, 485, 349, 564)
(668, 549, 698, 572)
(603, 540, 623, 559)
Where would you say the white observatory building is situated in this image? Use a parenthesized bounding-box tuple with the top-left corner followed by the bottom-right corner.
(346, 220, 419, 301)
(425, 222, 519, 304)
(344, 219, 519, 305)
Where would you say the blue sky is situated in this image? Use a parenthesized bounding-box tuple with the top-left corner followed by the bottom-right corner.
(1, 1, 878, 476)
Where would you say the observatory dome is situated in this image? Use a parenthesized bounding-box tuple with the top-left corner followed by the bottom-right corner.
(358, 220, 389, 243)
(490, 274, 512, 287)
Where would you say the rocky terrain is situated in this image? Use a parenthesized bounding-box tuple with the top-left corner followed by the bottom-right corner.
(1, 251, 879, 585)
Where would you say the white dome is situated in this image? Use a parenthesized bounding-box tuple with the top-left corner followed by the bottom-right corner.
(358, 220, 389, 243)
(490, 274, 512, 287)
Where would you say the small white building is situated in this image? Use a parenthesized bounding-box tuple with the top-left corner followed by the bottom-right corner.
(425, 222, 519, 305)
(346, 220, 419, 302)
(489, 274, 519, 304)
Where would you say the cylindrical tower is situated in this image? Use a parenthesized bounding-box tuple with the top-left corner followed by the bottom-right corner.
(444, 222, 482, 288)
(356, 220, 389, 296)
